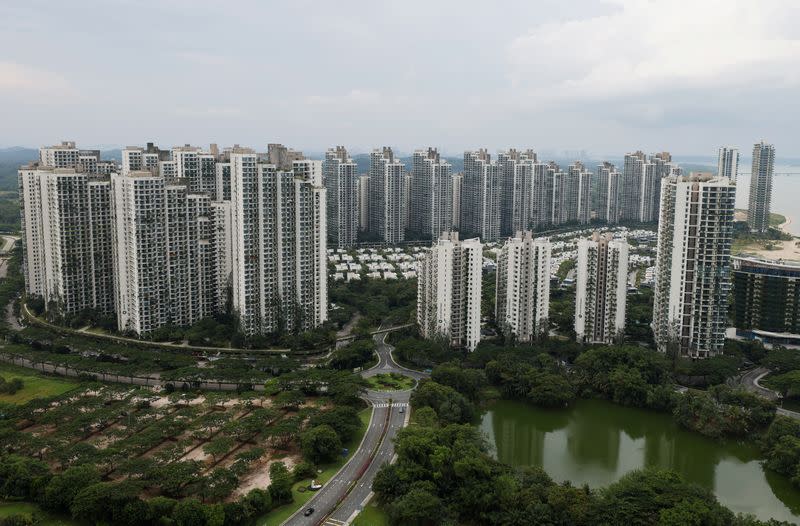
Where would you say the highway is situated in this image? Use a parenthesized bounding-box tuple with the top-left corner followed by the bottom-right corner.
(283, 332, 427, 526)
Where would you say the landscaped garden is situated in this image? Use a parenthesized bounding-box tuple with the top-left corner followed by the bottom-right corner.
(366, 373, 415, 391)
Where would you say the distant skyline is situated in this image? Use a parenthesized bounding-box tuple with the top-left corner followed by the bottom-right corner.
(2, 0, 799, 155)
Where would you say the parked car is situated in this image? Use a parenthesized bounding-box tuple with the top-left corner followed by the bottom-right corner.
(304, 508, 315, 517)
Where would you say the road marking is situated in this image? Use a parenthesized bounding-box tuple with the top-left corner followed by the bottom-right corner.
(323, 519, 346, 526)
(372, 402, 408, 408)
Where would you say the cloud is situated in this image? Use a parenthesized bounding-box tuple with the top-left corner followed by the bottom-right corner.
(305, 89, 383, 106)
(507, 0, 800, 103)
(0, 61, 75, 100)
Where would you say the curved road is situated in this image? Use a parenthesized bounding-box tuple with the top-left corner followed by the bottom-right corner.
(283, 333, 428, 526)
(736, 366, 800, 420)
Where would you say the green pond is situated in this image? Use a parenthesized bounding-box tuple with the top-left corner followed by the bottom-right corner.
(479, 399, 800, 523)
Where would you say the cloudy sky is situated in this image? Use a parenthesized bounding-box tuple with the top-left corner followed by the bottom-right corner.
(2, 0, 799, 157)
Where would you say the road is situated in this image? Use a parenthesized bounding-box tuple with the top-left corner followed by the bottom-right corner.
(735, 366, 800, 420)
(283, 332, 428, 526)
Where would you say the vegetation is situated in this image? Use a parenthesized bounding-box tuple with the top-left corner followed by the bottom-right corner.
(329, 338, 376, 371)
(373, 387, 786, 526)
(0, 363, 77, 405)
(366, 373, 415, 391)
(328, 277, 416, 331)
(761, 416, 800, 488)
(0, 361, 370, 525)
(673, 385, 776, 439)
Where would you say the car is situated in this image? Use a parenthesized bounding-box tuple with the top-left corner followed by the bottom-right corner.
(399, 407, 405, 413)
(304, 508, 315, 517)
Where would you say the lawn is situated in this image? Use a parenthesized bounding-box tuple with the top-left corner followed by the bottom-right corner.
(257, 408, 372, 526)
(366, 373, 415, 391)
(770, 212, 787, 227)
(352, 499, 390, 526)
(0, 362, 78, 404)
(0, 501, 77, 525)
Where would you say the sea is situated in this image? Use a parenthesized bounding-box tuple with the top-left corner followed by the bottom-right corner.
(735, 164, 800, 236)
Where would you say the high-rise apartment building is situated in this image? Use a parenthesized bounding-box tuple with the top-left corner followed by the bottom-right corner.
(368, 147, 406, 243)
(19, 166, 114, 316)
(495, 232, 551, 341)
(717, 147, 739, 183)
(498, 149, 537, 236)
(462, 149, 500, 241)
(323, 146, 359, 248)
(229, 151, 327, 336)
(652, 173, 735, 358)
(452, 173, 463, 230)
(267, 143, 305, 170)
(417, 232, 483, 350)
(121, 143, 168, 176)
(409, 148, 453, 240)
(748, 141, 775, 233)
(596, 162, 620, 222)
(619, 151, 646, 222)
(733, 256, 800, 344)
(575, 232, 629, 344)
(358, 175, 370, 231)
(110, 172, 222, 334)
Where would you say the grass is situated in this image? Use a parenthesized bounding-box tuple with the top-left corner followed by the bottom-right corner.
(0, 501, 77, 525)
(352, 499, 390, 526)
(257, 407, 372, 526)
(366, 373, 415, 391)
(770, 212, 787, 227)
(0, 362, 78, 404)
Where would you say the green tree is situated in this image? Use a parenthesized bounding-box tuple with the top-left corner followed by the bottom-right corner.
(172, 498, 207, 526)
(267, 462, 293, 505)
(387, 485, 444, 526)
(41, 465, 100, 512)
(300, 424, 342, 464)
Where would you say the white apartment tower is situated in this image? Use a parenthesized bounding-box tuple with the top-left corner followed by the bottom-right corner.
(110, 172, 222, 334)
(230, 151, 327, 336)
(652, 173, 736, 358)
(368, 147, 406, 243)
(748, 141, 775, 233)
(323, 146, 359, 248)
(619, 151, 646, 222)
(462, 149, 500, 241)
(717, 147, 739, 183)
(497, 149, 537, 236)
(451, 173, 463, 230)
(358, 175, 370, 231)
(575, 232, 629, 344)
(417, 232, 483, 350)
(596, 162, 620, 223)
(409, 147, 453, 240)
(19, 166, 114, 316)
(495, 232, 551, 341)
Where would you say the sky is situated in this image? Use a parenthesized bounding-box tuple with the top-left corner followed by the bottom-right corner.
(2, 0, 799, 157)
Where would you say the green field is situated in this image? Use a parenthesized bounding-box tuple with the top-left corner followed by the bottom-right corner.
(257, 408, 372, 526)
(0, 363, 78, 404)
(0, 501, 77, 525)
(770, 212, 787, 227)
(352, 499, 390, 526)
(366, 373, 415, 391)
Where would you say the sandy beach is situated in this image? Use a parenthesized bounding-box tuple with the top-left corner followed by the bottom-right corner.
(734, 212, 800, 261)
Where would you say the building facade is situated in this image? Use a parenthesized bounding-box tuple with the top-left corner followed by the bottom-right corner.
(748, 141, 775, 233)
(461, 149, 500, 241)
(229, 151, 328, 336)
(717, 147, 739, 183)
(652, 174, 736, 358)
(323, 146, 359, 248)
(417, 232, 483, 350)
(733, 256, 800, 345)
(409, 147, 453, 240)
(575, 232, 629, 344)
(495, 232, 551, 341)
(596, 162, 620, 222)
(368, 147, 406, 243)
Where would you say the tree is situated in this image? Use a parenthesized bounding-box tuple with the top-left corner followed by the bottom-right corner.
(309, 406, 363, 442)
(204, 436, 235, 463)
(0, 454, 50, 500)
(411, 380, 475, 425)
(387, 485, 444, 526)
(70, 481, 141, 525)
(268, 462, 293, 505)
(300, 424, 342, 464)
(41, 464, 100, 512)
(172, 498, 207, 526)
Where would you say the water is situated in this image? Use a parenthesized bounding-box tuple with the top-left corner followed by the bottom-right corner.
(479, 399, 800, 523)
(735, 166, 800, 236)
